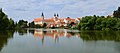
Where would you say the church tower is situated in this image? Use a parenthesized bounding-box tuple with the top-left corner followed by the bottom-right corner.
(41, 12, 44, 20)
(54, 13, 56, 18)
(57, 13, 59, 17)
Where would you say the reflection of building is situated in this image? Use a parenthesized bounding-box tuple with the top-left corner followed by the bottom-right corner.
(34, 29, 80, 44)
(34, 13, 80, 28)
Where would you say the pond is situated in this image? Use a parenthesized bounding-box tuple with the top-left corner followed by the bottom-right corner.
(0, 29, 120, 53)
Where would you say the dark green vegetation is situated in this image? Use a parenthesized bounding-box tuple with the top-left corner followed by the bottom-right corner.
(0, 8, 15, 29)
(113, 7, 120, 18)
(15, 20, 28, 29)
(76, 7, 120, 30)
(80, 31, 120, 41)
(16, 20, 47, 28)
(0, 30, 14, 51)
(77, 15, 120, 30)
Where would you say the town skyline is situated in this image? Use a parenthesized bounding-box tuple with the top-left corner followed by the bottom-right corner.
(0, 0, 120, 22)
(34, 12, 80, 28)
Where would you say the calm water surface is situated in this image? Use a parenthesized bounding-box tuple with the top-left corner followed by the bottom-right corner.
(0, 29, 120, 53)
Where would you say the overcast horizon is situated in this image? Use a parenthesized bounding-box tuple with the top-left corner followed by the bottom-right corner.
(0, 0, 120, 22)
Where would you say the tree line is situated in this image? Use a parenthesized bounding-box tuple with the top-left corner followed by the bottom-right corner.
(75, 7, 120, 30)
(1, 7, 120, 30)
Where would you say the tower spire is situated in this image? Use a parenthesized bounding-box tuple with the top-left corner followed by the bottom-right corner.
(41, 12, 44, 19)
(41, 12, 44, 17)
(57, 13, 59, 17)
(54, 13, 56, 17)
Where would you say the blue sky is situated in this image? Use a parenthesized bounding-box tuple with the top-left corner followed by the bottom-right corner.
(0, 0, 120, 22)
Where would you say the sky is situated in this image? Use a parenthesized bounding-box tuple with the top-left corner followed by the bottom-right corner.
(0, 0, 120, 22)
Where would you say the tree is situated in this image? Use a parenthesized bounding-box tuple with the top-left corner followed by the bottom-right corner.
(29, 21, 35, 28)
(113, 7, 120, 18)
(0, 8, 15, 29)
(115, 19, 120, 30)
(106, 18, 117, 29)
(0, 9, 10, 29)
(16, 20, 28, 28)
(79, 16, 97, 30)
(77, 15, 120, 30)
(8, 18, 15, 29)
(42, 23, 47, 28)
(94, 18, 104, 30)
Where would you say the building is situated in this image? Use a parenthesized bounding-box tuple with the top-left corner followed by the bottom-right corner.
(34, 13, 80, 28)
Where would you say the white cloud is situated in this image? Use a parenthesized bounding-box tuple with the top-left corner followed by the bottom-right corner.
(0, 0, 120, 21)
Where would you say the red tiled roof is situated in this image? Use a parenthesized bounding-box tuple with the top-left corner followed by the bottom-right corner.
(34, 18, 43, 22)
(77, 18, 80, 20)
(44, 19, 54, 22)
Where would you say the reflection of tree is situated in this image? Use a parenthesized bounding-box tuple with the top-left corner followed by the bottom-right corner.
(43, 31, 47, 35)
(17, 29, 27, 35)
(29, 30, 34, 35)
(80, 31, 120, 41)
(68, 32, 75, 36)
(0, 30, 14, 51)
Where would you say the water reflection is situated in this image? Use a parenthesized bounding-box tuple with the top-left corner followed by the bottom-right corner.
(33, 29, 80, 44)
(17, 29, 120, 42)
(15, 29, 120, 42)
(0, 29, 120, 53)
(17, 29, 27, 35)
(0, 30, 14, 51)
(80, 31, 120, 41)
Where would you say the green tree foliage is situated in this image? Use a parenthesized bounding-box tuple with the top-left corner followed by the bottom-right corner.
(29, 21, 35, 28)
(94, 17, 104, 30)
(77, 15, 120, 30)
(0, 8, 15, 29)
(113, 7, 120, 18)
(8, 18, 15, 29)
(79, 15, 98, 30)
(42, 23, 47, 28)
(16, 20, 28, 28)
(115, 19, 120, 30)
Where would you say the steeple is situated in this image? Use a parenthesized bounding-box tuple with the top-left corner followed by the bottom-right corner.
(57, 13, 59, 17)
(54, 13, 56, 17)
(41, 12, 44, 19)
